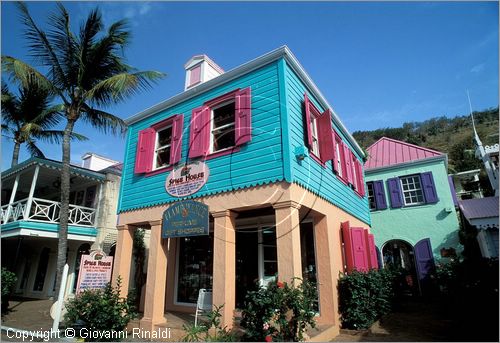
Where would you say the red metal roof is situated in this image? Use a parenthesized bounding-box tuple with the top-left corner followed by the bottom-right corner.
(365, 137, 443, 169)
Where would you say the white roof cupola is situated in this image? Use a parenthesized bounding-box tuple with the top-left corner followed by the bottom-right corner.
(184, 54, 224, 91)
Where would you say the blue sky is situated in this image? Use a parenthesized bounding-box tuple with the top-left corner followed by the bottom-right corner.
(1, 1, 498, 169)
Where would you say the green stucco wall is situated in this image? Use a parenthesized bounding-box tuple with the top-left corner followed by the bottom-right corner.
(365, 158, 461, 260)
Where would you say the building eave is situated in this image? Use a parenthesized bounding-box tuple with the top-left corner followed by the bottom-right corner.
(124, 46, 365, 158)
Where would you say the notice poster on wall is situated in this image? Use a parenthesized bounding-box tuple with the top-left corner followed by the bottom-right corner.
(75, 250, 113, 294)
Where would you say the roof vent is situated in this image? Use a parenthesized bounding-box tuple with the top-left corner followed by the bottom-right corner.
(184, 55, 224, 91)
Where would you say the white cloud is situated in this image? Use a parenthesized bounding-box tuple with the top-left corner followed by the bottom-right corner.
(470, 63, 485, 73)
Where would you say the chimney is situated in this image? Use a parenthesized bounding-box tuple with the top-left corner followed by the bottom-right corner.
(184, 55, 224, 91)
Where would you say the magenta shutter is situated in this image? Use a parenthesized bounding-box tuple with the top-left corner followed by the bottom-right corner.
(365, 231, 378, 269)
(303, 93, 313, 150)
(343, 143, 354, 185)
(170, 114, 184, 165)
(421, 172, 438, 204)
(189, 106, 211, 158)
(341, 221, 355, 273)
(351, 227, 369, 272)
(317, 109, 335, 162)
(135, 128, 155, 173)
(355, 160, 365, 196)
(235, 87, 252, 145)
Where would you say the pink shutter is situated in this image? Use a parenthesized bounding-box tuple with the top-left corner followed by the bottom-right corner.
(367, 232, 378, 270)
(235, 87, 252, 145)
(351, 152, 358, 191)
(343, 143, 353, 185)
(341, 221, 355, 273)
(303, 93, 313, 150)
(135, 128, 155, 173)
(351, 227, 369, 272)
(190, 65, 201, 86)
(357, 160, 366, 196)
(317, 109, 335, 162)
(332, 131, 339, 174)
(170, 114, 184, 165)
(189, 106, 211, 158)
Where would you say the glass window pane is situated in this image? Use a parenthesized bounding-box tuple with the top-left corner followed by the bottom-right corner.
(176, 235, 213, 304)
(263, 261, 277, 277)
(158, 126, 172, 147)
(213, 102, 235, 128)
(261, 228, 276, 245)
(213, 127, 235, 151)
(263, 246, 277, 261)
(156, 147, 171, 168)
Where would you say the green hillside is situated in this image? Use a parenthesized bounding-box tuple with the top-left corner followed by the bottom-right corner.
(352, 107, 499, 173)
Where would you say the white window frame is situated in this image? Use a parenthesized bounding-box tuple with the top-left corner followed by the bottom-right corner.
(400, 175, 425, 206)
(153, 125, 172, 171)
(335, 141, 343, 177)
(209, 100, 236, 154)
(367, 182, 377, 210)
(310, 116, 320, 157)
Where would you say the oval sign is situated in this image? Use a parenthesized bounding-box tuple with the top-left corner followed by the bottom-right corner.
(165, 162, 210, 197)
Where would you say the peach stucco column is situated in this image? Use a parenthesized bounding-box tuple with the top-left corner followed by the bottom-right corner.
(314, 215, 336, 324)
(273, 201, 302, 285)
(212, 210, 237, 329)
(141, 220, 168, 331)
(112, 224, 134, 297)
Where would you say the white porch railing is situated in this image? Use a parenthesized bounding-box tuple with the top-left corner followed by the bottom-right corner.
(1, 197, 96, 227)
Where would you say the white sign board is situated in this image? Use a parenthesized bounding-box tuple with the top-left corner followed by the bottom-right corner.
(165, 162, 210, 197)
(75, 250, 113, 294)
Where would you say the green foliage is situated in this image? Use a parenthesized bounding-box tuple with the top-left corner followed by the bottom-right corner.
(182, 305, 237, 342)
(1, 267, 17, 313)
(338, 269, 403, 330)
(240, 279, 317, 342)
(353, 107, 499, 173)
(1, 268, 17, 297)
(64, 277, 137, 341)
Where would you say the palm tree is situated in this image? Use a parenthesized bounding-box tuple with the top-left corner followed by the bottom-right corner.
(3, 2, 164, 296)
(2, 81, 87, 167)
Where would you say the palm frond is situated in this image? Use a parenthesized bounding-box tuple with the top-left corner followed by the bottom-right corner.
(33, 129, 88, 144)
(2, 56, 59, 97)
(32, 103, 65, 128)
(25, 140, 45, 158)
(80, 105, 127, 136)
(16, 2, 67, 89)
(85, 71, 165, 106)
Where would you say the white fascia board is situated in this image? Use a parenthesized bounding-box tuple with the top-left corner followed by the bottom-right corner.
(365, 155, 447, 175)
(1, 228, 97, 242)
(125, 45, 365, 157)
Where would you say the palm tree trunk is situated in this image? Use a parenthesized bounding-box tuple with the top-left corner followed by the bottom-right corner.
(54, 117, 76, 299)
(11, 140, 21, 167)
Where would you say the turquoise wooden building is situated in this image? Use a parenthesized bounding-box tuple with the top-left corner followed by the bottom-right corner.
(364, 137, 461, 294)
(113, 46, 377, 337)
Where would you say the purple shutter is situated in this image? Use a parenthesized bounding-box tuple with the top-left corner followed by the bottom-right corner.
(235, 87, 252, 145)
(373, 180, 387, 210)
(170, 114, 184, 165)
(135, 128, 155, 173)
(414, 238, 436, 295)
(188, 106, 210, 158)
(317, 109, 335, 162)
(421, 172, 438, 204)
(303, 93, 313, 150)
(448, 175, 458, 207)
(387, 177, 403, 208)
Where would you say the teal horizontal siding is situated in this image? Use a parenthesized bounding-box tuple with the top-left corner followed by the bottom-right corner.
(119, 62, 284, 212)
(1, 221, 98, 236)
(284, 62, 371, 225)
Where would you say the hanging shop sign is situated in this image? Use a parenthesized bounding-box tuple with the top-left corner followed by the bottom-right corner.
(165, 162, 210, 197)
(75, 250, 113, 294)
(162, 200, 209, 238)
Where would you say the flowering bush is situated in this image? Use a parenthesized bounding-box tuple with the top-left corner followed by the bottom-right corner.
(240, 278, 317, 342)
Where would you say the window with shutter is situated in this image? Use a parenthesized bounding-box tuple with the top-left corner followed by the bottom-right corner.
(135, 114, 184, 175)
(341, 221, 369, 273)
(189, 87, 252, 160)
(303, 94, 335, 164)
(387, 177, 403, 208)
(333, 132, 344, 178)
(343, 143, 354, 185)
(399, 175, 425, 206)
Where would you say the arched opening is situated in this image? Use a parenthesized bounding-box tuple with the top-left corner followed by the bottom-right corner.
(382, 239, 418, 296)
(72, 243, 91, 292)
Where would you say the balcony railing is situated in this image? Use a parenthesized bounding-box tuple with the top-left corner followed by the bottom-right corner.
(1, 197, 96, 227)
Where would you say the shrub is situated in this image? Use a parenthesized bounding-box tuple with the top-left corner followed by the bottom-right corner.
(240, 279, 317, 342)
(182, 305, 237, 342)
(338, 268, 401, 330)
(1, 268, 17, 313)
(64, 277, 137, 341)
